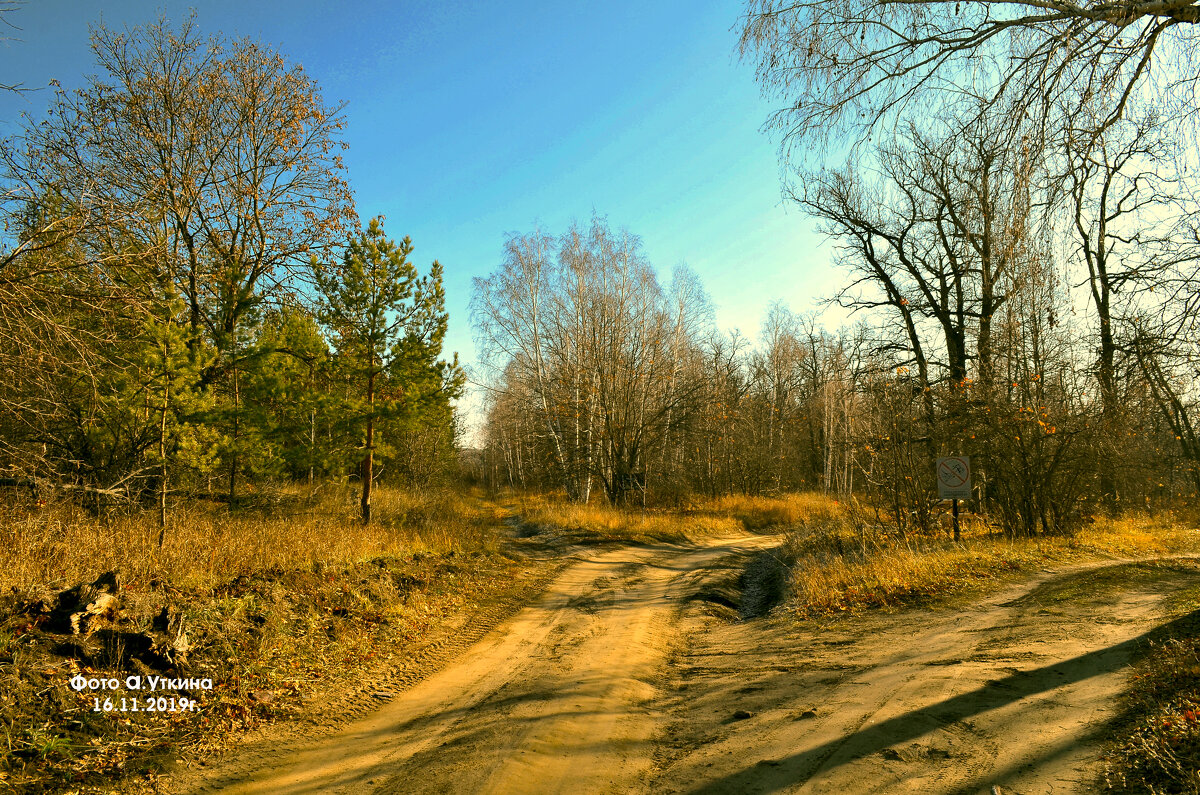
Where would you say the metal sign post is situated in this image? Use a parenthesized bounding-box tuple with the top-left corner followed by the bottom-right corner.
(936, 456, 971, 541)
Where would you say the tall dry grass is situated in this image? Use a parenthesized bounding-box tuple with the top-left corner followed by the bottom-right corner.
(697, 493, 836, 530)
(783, 506, 1200, 617)
(7, 483, 1194, 605)
(0, 484, 503, 592)
(514, 496, 741, 543)
(511, 490, 833, 543)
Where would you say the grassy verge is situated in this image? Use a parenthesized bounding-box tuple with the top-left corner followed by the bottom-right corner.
(0, 484, 506, 593)
(781, 504, 1200, 618)
(1101, 584, 1200, 794)
(512, 496, 740, 544)
(0, 486, 553, 794)
(511, 491, 828, 544)
(4, 486, 1197, 792)
(511, 491, 1200, 620)
(768, 499, 1200, 792)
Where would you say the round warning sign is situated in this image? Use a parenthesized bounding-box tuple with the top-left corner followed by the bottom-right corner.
(936, 456, 971, 499)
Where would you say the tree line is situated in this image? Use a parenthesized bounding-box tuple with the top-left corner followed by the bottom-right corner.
(474, 205, 1196, 536)
(472, 0, 1200, 535)
(473, 116, 1199, 536)
(0, 16, 462, 530)
(5, 6, 1198, 541)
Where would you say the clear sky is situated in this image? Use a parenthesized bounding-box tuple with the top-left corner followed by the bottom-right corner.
(0, 0, 842, 435)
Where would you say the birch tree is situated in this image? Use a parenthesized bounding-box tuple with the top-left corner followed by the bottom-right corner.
(474, 217, 707, 504)
(0, 13, 354, 492)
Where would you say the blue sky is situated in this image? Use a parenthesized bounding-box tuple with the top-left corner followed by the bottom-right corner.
(0, 0, 841, 431)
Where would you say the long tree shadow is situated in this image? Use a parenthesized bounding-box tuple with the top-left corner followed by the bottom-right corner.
(689, 609, 1200, 794)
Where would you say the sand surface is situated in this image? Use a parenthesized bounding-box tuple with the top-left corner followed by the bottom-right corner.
(180, 536, 1200, 795)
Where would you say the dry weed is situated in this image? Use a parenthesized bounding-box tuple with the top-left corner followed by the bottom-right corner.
(0, 484, 500, 592)
(1103, 632, 1200, 794)
(694, 493, 835, 530)
(783, 507, 1200, 618)
(510, 490, 831, 544)
(0, 485, 543, 793)
(515, 497, 740, 543)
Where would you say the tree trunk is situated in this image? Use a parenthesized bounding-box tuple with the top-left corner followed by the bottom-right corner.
(308, 360, 316, 486)
(361, 366, 376, 526)
(157, 375, 169, 548)
(228, 361, 239, 507)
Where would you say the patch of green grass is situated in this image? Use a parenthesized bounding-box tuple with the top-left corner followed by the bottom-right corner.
(25, 725, 74, 762)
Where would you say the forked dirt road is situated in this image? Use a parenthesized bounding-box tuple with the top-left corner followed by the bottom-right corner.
(181, 532, 1200, 795)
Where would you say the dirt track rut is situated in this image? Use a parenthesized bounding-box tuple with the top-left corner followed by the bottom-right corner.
(185, 534, 775, 794)
(182, 541, 1200, 795)
(653, 556, 1200, 795)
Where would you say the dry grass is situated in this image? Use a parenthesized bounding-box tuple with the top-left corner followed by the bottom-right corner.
(694, 493, 835, 530)
(0, 484, 549, 793)
(510, 490, 833, 544)
(514, 496, 741, 543)
(0, 484, 502, 592)
(783, 506, 1200, 618)
(1103, 630, 1200, 794)
(1099, 553, 1200, 794)
(3, 485, 1197, 792)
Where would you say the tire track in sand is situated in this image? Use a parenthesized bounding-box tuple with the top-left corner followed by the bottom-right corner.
(652, 556, 1200, 795)
(183, 532, 776, 795)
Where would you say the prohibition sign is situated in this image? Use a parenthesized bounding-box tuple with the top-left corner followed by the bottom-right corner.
(936, 456, 971, 499)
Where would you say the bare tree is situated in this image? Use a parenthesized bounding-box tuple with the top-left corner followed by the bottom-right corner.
(473, 227, 591, 500)
(1131, 326, 1200, 492)
(738, 0, 1200, 157)
(1060, 111, 1181, 501)
(474, 217, 708, 504)
(0, 1, 29, 95)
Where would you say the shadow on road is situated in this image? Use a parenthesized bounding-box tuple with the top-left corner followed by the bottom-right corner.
(688, 609, 1199, 794)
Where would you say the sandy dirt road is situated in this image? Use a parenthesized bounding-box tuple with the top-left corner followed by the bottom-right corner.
(183, 533, 776, 795)
(182, 538, 1200, 795)
(652, 556, 1200, 795)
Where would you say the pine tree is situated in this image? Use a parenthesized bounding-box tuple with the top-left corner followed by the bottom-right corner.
(313, 217, 462, 525)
